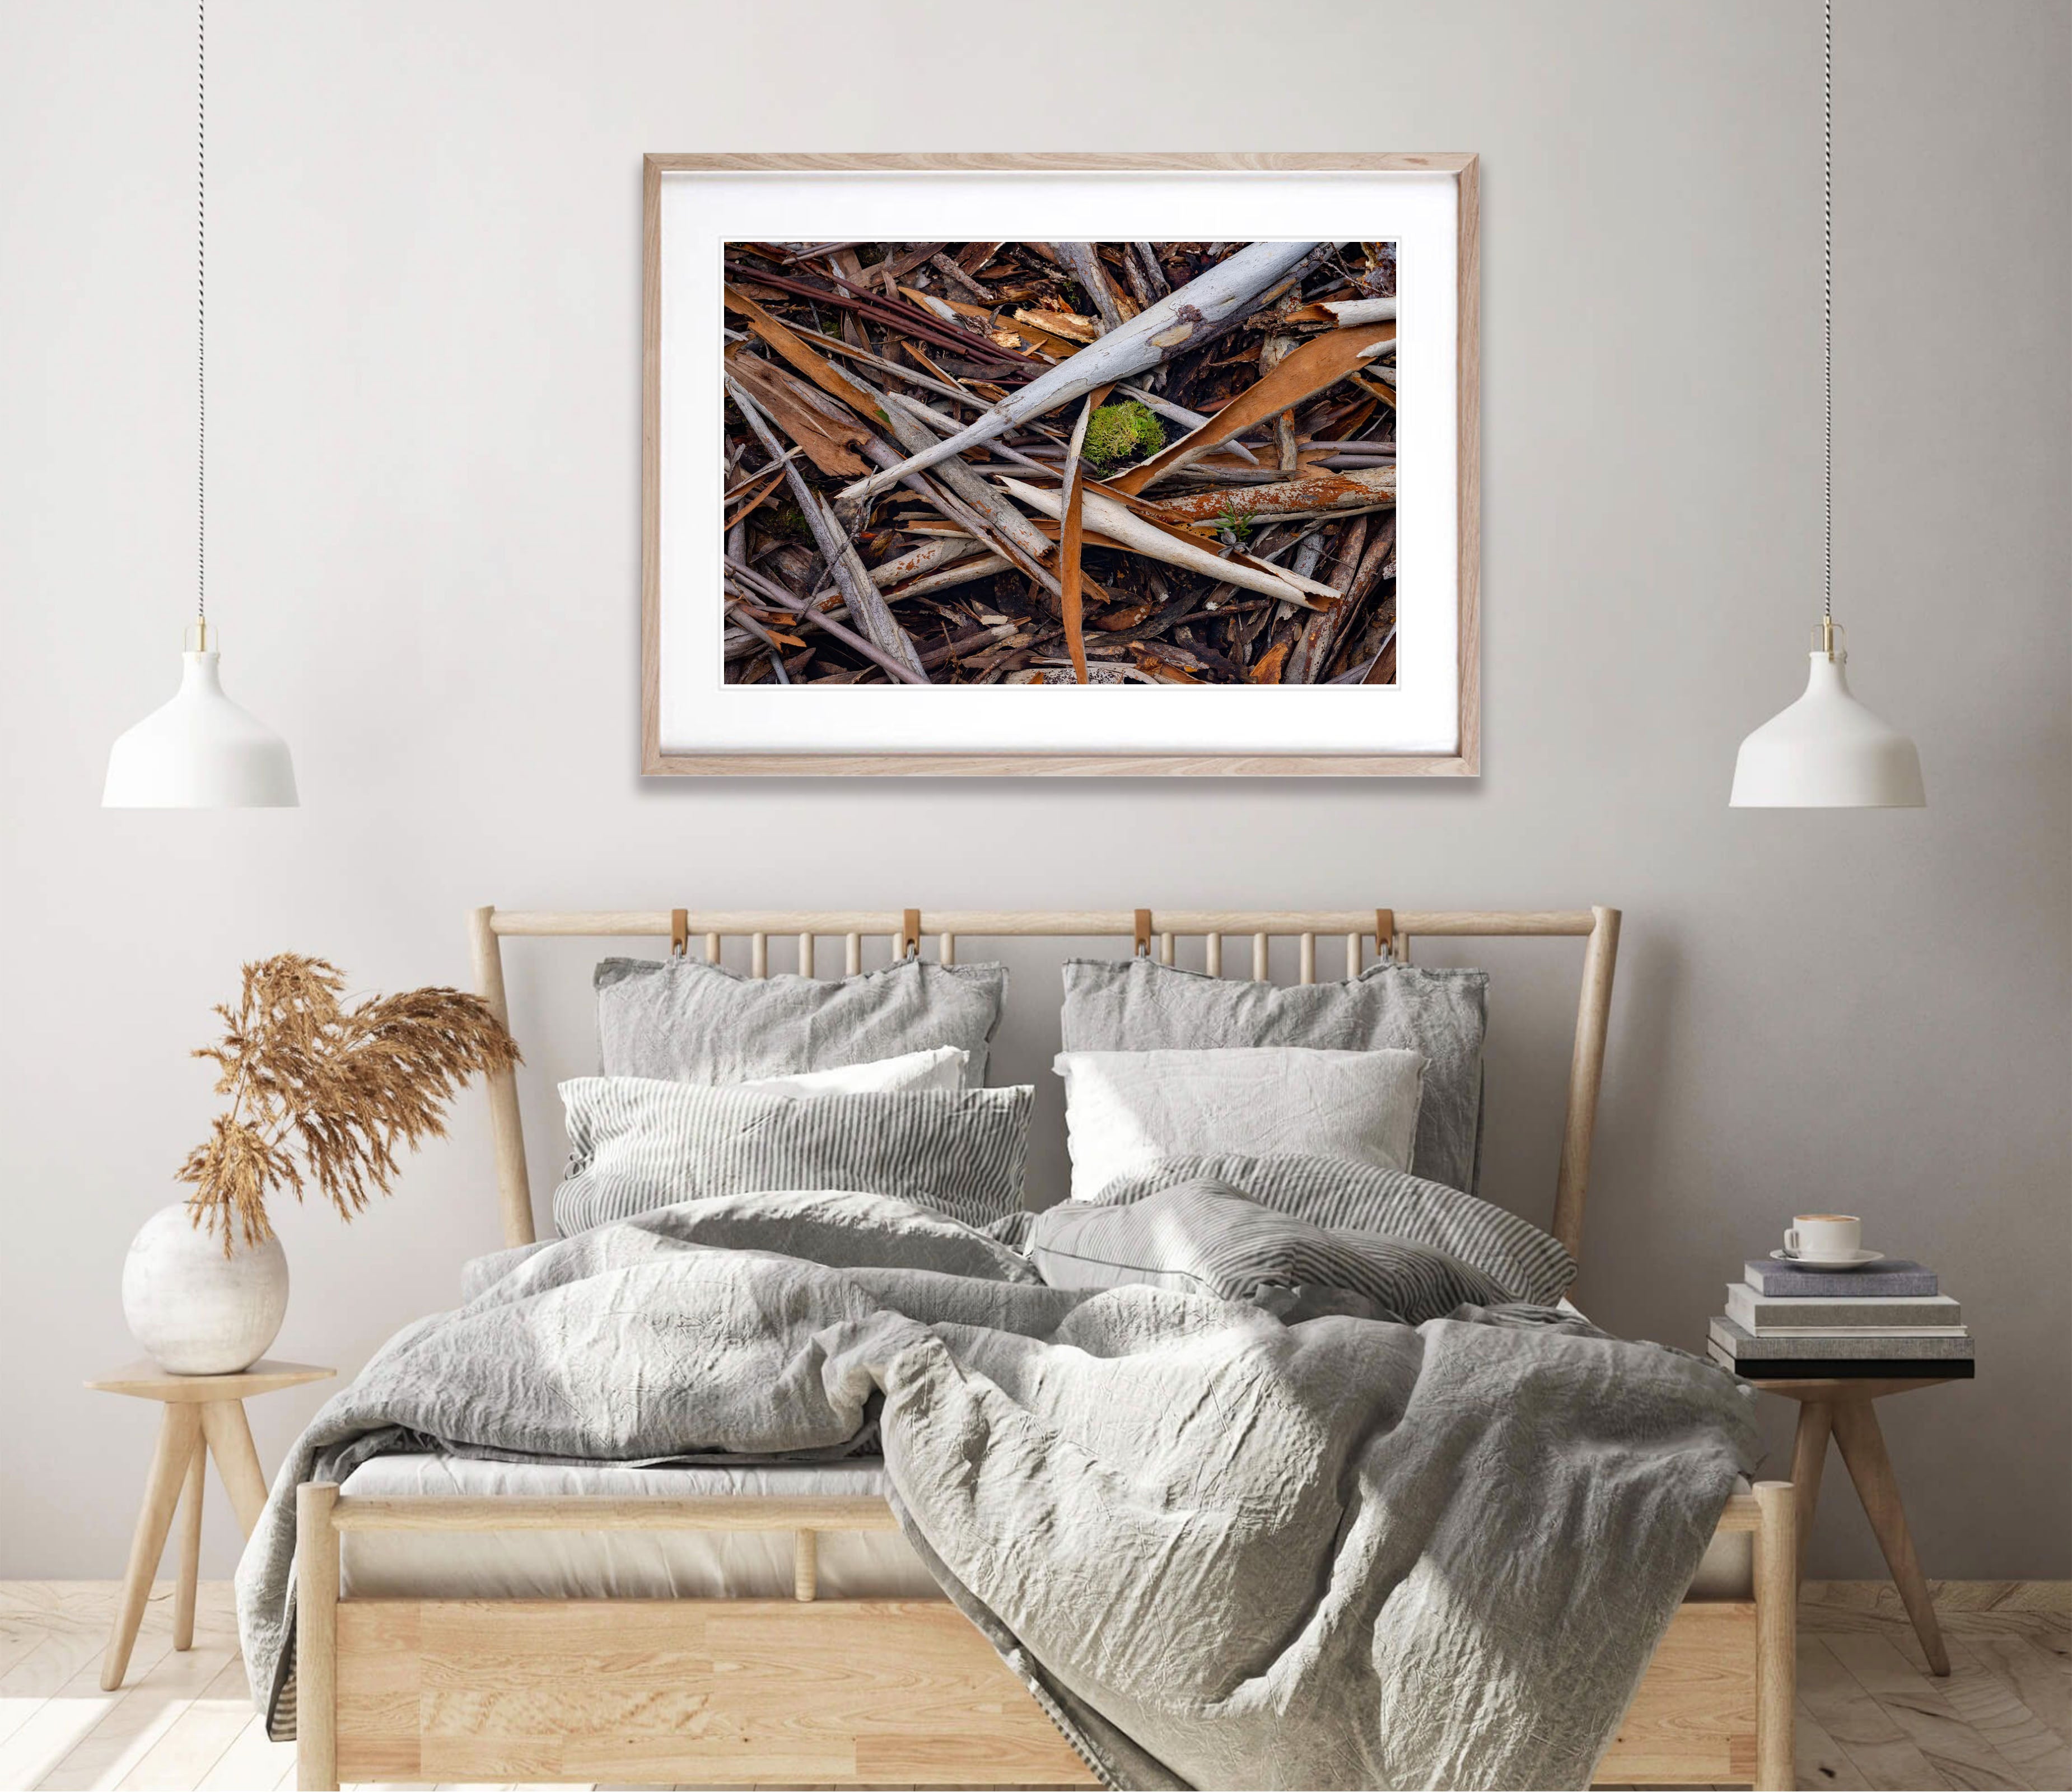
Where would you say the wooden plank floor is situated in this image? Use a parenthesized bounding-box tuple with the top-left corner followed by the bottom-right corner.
(2, 1580, 2063, 1790)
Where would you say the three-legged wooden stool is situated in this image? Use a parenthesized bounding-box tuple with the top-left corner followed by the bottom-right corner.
(1753, 1373, 1968, 1675)
(88, 1358, 333, 1690)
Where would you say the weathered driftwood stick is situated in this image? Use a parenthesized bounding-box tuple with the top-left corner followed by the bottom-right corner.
(880, 445, 1067, 603)
(1323, 296, 1397, 325)
(888, 552, 1010, 600)
(781, 240, 866, 265)
(1264, 335, 1301, 472)
(1286, 516, 1368, 684)
(869, 536, 992, 589)
(726, 375, 928, 679)
(900, 286, 963, 325)
(1000, 478, 1328, 608)
(1077, 473, 1342, 598)
(790, 326, 984, 410)
(1146, 464, 1398, 525)
(869, 390, 1057, 567)
(1320, 517, 1397, 680)
(921, 620, 1019, 669)
(1357, 622, 1399, 685)
(1285, 295, 1398, 326)
(1128, 242, 1172, 300)
(723, 558, 927, 686)
(725, 601, 796, 658)
(928, 252, 995, 302)
(1007, 663, 1158, 685)
(837, 241, 1322, 502)
(1157, 242, 1337, 368)
(1051, 243, 1130, 334)
(722, 446, 802, 500)
(881, 390, 1065, 478)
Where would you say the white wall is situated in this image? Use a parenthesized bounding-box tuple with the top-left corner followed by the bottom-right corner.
(2, 0, 2065, 1581)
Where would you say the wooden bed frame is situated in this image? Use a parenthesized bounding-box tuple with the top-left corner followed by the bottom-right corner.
(293, 906, 1795, 1790)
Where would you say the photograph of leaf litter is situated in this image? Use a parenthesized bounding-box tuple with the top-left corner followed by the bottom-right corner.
(721, 240, 1397, 686)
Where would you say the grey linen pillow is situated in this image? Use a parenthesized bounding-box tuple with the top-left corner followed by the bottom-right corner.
(1025, 1179, 1512, 1324)
(1061, 956, 1487, 1195)
(598, 956, 1008, 1087)
(1091, 1151, 1574, 1304)
(551, 1078, 1032, 1236)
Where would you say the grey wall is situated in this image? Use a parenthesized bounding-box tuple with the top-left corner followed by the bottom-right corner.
(2, 0, 2066, 1581)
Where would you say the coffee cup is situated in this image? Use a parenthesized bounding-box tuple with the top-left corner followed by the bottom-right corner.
(1785, 1214, 1861, 1260)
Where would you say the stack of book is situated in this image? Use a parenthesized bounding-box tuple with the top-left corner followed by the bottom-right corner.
(1708, 1258, 1974, 1379)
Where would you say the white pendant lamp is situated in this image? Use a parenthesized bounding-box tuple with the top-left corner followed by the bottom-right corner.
(104, 0, 297, 810)
(1730, 0, 1923, 810)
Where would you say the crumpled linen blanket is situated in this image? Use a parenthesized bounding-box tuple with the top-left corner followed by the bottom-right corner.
(237, 1186, 1753, 1790)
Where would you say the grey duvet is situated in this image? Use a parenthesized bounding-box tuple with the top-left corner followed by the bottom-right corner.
(237, 1185, 1754, 1790)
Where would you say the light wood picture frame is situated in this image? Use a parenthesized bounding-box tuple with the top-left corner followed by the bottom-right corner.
(641, 153, 1481, 777)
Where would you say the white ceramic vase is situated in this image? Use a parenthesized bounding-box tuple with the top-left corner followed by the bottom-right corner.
(122, 1204, 289, 1375)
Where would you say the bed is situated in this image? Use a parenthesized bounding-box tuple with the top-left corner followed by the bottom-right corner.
(287, 905, 1795, 1791)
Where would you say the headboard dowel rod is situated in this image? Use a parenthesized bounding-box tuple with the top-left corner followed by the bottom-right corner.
(1205, 932, 1222, 977)
(1344, 932, 1361, 978)
(468, 906, 536, 1248)
(487, 909, 1599, 939)
(1551, 905, 1621, 1261)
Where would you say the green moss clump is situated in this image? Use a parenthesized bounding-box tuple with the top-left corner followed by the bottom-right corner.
(1082, 399, 1164, 470)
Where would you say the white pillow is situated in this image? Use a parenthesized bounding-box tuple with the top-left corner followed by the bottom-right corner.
(732, 1044, 968, 1098)
(1054, 1047, 1425, 1203)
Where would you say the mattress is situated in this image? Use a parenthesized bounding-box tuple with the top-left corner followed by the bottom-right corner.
(338, 1451, 1754, 1602)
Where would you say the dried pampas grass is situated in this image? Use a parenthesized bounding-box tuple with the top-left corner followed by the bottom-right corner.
(177, 954, 521, 1252)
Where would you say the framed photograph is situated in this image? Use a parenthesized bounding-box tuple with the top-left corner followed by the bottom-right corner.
(642, 153, 1478, 777)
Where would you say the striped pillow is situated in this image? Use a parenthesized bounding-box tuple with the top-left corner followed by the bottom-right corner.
(1025, 1179, 1511, 1323)
(1088, 1152, 1575, 1304)
(551, 1078, 1031, 1237)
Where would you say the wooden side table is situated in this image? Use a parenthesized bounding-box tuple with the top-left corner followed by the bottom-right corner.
(1750, 1373, 1967, 1676)
(88, 1357, 333, 1690)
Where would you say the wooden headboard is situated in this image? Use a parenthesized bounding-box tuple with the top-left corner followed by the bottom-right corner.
(467, 906, 1621, 1259)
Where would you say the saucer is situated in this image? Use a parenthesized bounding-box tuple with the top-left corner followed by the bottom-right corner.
(1771, 1247, 1885, 1272)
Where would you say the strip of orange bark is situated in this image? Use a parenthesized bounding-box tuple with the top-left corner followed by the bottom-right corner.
(722, 347, 872, 478)
(1061, 381, 1118, 684)
(1111, 321, 1396, 494)
(722, 464, 791, 531)
(722, 285, 887, 424)
(1144, 465, 1397, 526)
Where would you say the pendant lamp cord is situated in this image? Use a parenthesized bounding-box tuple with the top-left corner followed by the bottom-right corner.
(197, 0, 206, 629)
(1822, 0, 1832, 624)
